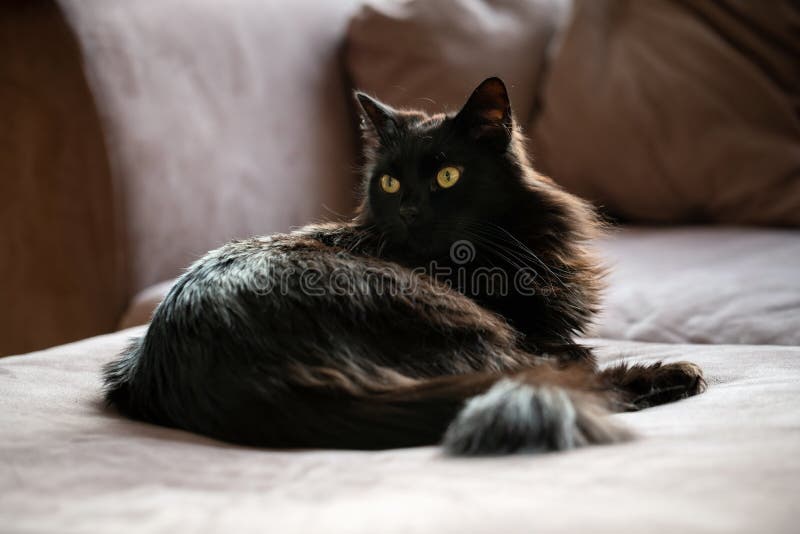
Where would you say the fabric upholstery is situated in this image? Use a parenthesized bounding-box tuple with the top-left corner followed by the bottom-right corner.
(60, 0, 364, 293)
(530, 0, 800, 224)
(592, 226, 800, 345)
(345, 0, 570, 122)
(1, 328, 797, 532)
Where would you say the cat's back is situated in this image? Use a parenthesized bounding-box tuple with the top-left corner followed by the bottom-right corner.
(103, 229, 358, 427)
(158, 234, 316, 323)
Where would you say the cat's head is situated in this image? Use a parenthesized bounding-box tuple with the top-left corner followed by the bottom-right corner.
(354, 77, 540, 260)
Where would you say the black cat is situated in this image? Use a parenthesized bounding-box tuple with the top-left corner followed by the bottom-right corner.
(104, 78, 705, 454)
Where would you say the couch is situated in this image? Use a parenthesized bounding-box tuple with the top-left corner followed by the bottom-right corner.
(2, 1, 799, 532)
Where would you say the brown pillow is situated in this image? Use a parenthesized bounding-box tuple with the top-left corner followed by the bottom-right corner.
(530, 0, 800, 225)
(345, 0, 569, 124)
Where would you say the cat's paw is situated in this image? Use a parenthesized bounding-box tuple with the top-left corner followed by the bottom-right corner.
(632, 361, 706, 409)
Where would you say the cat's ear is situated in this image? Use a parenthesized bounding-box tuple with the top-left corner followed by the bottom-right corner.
(454, 77, 512, 150)
(355, 92, 399, 143)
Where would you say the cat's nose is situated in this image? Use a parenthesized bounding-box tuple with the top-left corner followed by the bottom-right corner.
(399, 206, 419, 223)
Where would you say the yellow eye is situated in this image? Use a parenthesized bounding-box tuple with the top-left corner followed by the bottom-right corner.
(380, 174, 400, 193)
(436, 166, 461, 189)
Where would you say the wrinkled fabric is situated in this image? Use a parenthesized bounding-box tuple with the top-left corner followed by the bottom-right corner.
(1, 328, 797, 533)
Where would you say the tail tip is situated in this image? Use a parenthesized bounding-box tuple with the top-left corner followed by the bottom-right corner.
(442, 379, 630, 456)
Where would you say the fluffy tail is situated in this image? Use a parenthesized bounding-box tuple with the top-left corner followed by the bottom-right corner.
(441, 377, 630, 454)
(256, 363, 631, 455)
(104, 342, 630, 455)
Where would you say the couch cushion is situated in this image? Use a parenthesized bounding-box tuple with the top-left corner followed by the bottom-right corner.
(593, 226, 800, 345)
(59, 0, 364, 293)
(345, 0, 570, 122)
(1, 329, 798, 532)
(530, 0, 800, 225)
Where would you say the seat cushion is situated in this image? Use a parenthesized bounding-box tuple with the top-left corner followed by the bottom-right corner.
(593, 226, 800, 345)
(1, 329, 798, 532)
(345, 0, 570, 123)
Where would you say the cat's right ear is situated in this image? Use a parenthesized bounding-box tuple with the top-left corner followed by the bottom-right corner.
(355, 92, 399, 144)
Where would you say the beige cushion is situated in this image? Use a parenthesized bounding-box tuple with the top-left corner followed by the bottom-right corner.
(530, 0, 800, 225)
(60, 0, 364, 293)
(593, 226, 800, 345)
(346, 0, 570, 122)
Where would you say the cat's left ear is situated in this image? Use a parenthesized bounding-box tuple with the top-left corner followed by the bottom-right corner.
(355, 92, 399, 144)
(454, 77, 513, 151)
